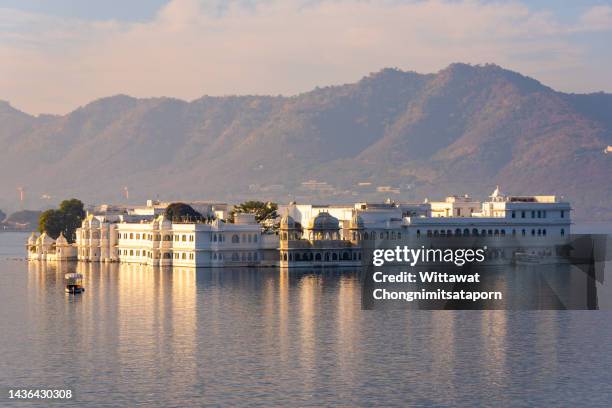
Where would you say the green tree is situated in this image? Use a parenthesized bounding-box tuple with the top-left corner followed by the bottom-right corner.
(164, 203, 206, 222)
(38, 198, 85, 242)
(0, 209, 5, 222)
(59, 198, 85, 240)
(230, 201, 278, 225)
(38, 209, 65, 239)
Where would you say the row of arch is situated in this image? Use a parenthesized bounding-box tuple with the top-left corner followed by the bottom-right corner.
(281, 250, 362, 263)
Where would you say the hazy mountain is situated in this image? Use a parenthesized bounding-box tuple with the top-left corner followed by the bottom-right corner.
(1, 63, 611, 220)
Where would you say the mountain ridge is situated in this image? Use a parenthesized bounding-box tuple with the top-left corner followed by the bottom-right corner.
(1, 63, 610, 220)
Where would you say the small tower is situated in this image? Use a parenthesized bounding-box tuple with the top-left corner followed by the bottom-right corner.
(347, 213, 364, 244)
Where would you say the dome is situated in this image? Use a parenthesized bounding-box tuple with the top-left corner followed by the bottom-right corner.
(36, 232, 54, 246)
(349, 214, 364, 229)
(56, 232, 68, 246)
(28, 232, 38, 245)
(308, 212, 339, 230)
(280, 214, 296, 229)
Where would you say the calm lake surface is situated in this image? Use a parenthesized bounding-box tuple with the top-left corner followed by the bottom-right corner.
(1, 231, 612, 407)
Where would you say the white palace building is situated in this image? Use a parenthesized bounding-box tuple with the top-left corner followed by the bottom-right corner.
(28, 187, 572, 267)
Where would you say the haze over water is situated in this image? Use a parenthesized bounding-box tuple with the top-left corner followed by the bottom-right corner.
(1, 232, 612, 407)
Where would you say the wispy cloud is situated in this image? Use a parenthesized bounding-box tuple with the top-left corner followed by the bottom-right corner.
(1, 0, 611, 114)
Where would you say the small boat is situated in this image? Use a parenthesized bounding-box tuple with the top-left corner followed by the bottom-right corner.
(65, 273, 85, 294)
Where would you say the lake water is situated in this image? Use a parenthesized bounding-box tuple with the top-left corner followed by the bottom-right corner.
(1, 231, 612, 407)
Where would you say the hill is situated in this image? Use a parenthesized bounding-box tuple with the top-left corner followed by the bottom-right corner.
(1, 63, 610, 220)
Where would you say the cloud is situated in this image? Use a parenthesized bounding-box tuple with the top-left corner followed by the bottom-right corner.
(0, 0, 611, 115)
(577, 5, 612, 31)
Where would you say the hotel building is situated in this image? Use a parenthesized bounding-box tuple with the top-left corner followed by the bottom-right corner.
(28, 187, 571, 267)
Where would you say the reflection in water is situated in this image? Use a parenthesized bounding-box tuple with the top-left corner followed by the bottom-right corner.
(0, 260, 608, 406)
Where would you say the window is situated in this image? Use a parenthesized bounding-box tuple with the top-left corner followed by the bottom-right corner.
(531, 210, 535, 218)
(531, 229, 535, 236)
(232, 234, 240, 244)
(254, 235, 258, 243)
(561, 210, 565, 218)
(511, 211, 516, 218)
(561, 228, 565, 236)
(522, 229, 526, 236)
(182, 235, 187, 242)
(521, 211, 525, 218)
(213, 234, 217, 242)
(182, 253, 186, 260)
(189, 253, 194, 260)
(189, 235, 194, 242)
(130, 233, 133, 239)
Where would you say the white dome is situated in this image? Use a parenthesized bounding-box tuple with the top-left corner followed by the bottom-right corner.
(36, 232, 54, 245)
(308, 212, 339, 230)
(56, 232, 68, 246)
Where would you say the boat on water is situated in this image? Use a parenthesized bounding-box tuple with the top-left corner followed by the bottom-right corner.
(65, 273, 85, 294)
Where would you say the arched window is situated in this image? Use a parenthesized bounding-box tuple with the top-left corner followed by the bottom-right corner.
(295, 253, 301, 261)
(463, 229, 470, 236)
(455, 228, 462, 236)
(343, 252, 350, 260)
(364, 232, 369, 240)
(472, 229, 478, 236)
(315, 253, 322, 261)
(232, 234, 240, 243)
(561, 228, 565, 236)
(398, 232, 402, 239)
(232, 252, 240, 261)
(332, 253, 338, 261)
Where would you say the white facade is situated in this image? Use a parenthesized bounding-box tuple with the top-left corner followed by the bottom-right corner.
(30, 188, 572, 267)
(76, 212, 278, 267)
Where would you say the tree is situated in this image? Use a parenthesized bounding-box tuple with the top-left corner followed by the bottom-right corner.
(38, 209, 65, 239)
(230, 201, 278, 226)
(0, 209, 5, 223)
(38, 198, 85, 242)
(164, 203, 206, 222)
(59, 198, 85, 240)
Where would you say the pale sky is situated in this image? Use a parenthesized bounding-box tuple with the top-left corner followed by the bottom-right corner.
(1, 0, 612, 115)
